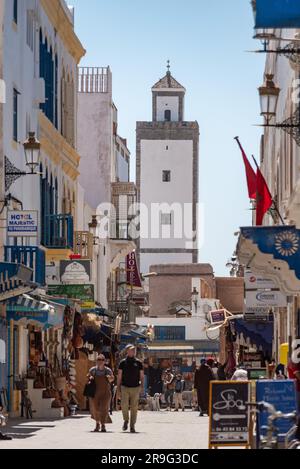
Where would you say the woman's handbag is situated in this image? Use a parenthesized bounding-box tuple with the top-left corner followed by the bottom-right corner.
(83, 379, 96, 398)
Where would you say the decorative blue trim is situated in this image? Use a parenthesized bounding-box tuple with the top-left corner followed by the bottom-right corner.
(241, 226, 300, 281)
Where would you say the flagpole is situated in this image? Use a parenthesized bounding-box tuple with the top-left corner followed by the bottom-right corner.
(251, 155, 286, 225)
(234, 136, 245, 153)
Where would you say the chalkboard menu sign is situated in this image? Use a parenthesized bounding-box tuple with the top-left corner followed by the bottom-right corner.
(256, 380, 297, 442)
(209, 381, 251, 448)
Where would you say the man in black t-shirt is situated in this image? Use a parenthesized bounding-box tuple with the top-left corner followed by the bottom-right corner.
(117, 345, 144, 433)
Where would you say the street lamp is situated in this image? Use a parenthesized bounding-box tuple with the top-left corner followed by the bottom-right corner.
(226, 253, 244, 277)
(258, 74, 280, 125)
(89, 215, 99, 245)
(23, 132, 41, 174)
(5, 131, 41, 191)
(258, 74, 300, 146)
(142, 272, 158, 279)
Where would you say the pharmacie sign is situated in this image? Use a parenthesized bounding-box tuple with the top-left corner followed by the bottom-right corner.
(7, 211, 38, 237)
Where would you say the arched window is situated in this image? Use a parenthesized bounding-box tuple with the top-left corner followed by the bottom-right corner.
(164, 110, 171, 122)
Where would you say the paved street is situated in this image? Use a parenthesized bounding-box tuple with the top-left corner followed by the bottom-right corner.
(1, 410, 209, 450)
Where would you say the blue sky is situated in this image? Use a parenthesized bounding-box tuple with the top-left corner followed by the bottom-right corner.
(70, 0, 265, 276)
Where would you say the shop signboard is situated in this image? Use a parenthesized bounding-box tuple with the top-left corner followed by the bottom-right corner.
(7, 211, 38, 237)
(244, 306, 270, 321)
(47, 284, 95, 311)
(243, 351, 264, 368)
(60, 260, 91, 284)
(244, 271, 277, 290)
(256, 380, 297, 442)
(208, 381, 251, 448)
(6, 309, 48, 324)
(247, 368, 268, 380)
(209, 309, 226, 325)
(245, 290, 287, 308)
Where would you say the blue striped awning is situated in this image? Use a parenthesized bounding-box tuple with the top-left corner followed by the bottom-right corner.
(6, 294, 64, 329)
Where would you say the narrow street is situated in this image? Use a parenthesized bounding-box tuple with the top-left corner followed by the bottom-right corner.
(1, 411, 209, 450)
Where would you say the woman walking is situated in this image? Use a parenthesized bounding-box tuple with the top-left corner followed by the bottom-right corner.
(88, 354, 114, 433)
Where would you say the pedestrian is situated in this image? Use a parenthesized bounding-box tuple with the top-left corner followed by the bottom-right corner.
(231, 363, 248, 381)
(163, 369, 175, 411)
(0, 392, 12, 441)
(117, 345, 144, 433)
(174, 374, 185, 411)
(88, 354, 114, 433)
(217, 362, 227, 381)
(194, 358, 214, 416)
(287, 342, 300, 414)
(211, 361, 219, 379)
(275, 363, 287, 380)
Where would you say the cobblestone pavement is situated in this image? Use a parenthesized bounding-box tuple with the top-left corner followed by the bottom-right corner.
(1, 410, 209, 449)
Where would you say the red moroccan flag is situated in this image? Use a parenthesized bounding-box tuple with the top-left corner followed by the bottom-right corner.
(256, 167, 273, 225)
(235, 137, 257, 199)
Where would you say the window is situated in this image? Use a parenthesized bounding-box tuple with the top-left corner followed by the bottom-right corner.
(13, 0, 18, 24)
(164, 109, 171, 121)
(13, 88, 18, 141)
(162, 170, 171, 182)
(39, 32, 55, 124)
(161, 213, 172, 225)
(154, 326, 185, 341)
(26, 10, 34, 51)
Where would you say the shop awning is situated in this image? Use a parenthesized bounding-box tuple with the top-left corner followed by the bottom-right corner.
(0, 262, 35, 302)
(237, 226, 300, 294)
(233, 319, 273, 355)
(6, 294, 64, 329)
(254, 0, 300, 29)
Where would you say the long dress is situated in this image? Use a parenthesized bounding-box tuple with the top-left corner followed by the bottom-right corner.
(89, 368, 112, 425)
(194, 365, 214, 413)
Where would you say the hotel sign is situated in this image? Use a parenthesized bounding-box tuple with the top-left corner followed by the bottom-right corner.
(7, 211, 38, 237)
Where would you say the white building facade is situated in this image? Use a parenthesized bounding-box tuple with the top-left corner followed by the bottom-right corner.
(77, 67, 135, 309)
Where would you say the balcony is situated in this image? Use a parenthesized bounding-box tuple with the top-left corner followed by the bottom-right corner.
(74, 231, 93, 259)
(108, 300, 140, 324)
(4, 246, 46, 286)
(42, 215, 74, 250)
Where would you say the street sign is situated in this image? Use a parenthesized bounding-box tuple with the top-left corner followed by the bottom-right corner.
(245, 290, 287, 308)
(244, 271, 277, 290)
(7, 210, 38, 237)
(208, 381, 251, 448)
(256, 380, 298, 443)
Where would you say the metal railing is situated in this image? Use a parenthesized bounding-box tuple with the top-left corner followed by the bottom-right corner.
(42, 214, 74, 249)
(4, 246, 45, 286)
